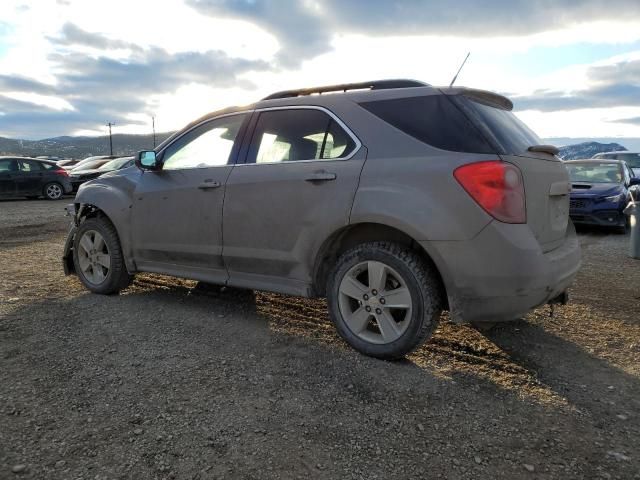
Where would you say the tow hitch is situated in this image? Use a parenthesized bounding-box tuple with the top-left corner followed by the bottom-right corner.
(548, 290, 569, 317)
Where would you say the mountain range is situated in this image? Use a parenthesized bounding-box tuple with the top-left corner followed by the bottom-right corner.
(0, 133, 174, 159)
(556, 141, 627, 160)
(0, 133, 634, 161)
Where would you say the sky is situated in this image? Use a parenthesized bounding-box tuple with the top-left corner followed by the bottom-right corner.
(0, 0, 639, 144)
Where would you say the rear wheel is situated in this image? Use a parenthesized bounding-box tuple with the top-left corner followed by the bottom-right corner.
(327, 242, 443, 359)
(43, 182, 63, 200)
(73, 217, 132, 294)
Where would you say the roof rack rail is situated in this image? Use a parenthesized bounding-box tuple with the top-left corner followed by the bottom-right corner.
(262, 79, 429, 100)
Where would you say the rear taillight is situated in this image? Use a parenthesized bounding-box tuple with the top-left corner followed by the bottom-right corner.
(453, 160, 526, 224)
(54, 169, 69, 177)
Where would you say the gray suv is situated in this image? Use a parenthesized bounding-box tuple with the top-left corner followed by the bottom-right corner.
(63, 79, 581, 359)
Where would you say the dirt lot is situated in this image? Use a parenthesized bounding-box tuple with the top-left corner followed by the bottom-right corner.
(1, 199, 639, 480)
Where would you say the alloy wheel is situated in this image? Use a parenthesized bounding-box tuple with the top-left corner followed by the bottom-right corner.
(338, 260, 413, 344)
(46, 183, 62, 199)
(77, 230, 111, 285)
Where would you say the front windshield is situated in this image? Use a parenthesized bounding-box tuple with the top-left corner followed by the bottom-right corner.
(615, 153, 640, 168)
(567, 163, 623, 184)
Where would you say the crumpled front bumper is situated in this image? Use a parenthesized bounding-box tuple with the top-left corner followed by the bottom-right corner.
(62, 203, 77, 275)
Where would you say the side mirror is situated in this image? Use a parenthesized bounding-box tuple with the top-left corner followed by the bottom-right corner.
(136, 150, 160, 171)
(630, 177, 640, 187)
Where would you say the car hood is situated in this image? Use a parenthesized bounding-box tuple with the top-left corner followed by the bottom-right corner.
(76, 164, 142, 198)
(570, 182, 622, 197)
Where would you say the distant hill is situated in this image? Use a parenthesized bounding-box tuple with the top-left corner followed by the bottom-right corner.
(0, 132, 175, 159)
(557, 142, 627, 160)
(0, 134, 632, 162)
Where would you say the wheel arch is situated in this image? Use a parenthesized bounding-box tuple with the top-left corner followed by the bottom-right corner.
(73, 184, 135, 272)
(312, 222, 448, 307)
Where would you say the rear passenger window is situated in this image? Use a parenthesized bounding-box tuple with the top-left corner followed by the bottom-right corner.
(19, 160, 43, 172)
(360, 95, 494, 154)
(247, 109, 356, 164)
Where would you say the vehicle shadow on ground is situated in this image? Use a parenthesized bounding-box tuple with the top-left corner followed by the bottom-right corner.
(4, 276, 639, 421)
(481, 317, 640, 417)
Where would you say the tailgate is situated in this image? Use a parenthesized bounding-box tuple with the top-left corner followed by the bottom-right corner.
(502, 152, 570, 252)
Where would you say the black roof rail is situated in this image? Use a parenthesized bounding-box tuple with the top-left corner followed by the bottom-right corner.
(262, 79, 429, 100)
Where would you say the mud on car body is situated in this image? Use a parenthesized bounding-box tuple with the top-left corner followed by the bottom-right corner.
(63, 79, 581, 359)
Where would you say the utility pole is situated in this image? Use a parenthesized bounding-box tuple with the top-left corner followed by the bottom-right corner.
(151, 115, 156, 148)
(106, 122, 115, 155)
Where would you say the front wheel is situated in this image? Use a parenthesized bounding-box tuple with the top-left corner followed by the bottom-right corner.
(72, 216, 132, 294)
(43, 182, 64, 200)
(327, 242, 443, 359)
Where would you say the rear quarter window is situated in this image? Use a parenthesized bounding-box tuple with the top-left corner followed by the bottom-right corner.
(359, 95, 494, 154)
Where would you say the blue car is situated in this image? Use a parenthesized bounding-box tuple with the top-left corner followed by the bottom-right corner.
(565, 159, 640, 233)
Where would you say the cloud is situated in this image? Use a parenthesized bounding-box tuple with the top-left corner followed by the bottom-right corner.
(0, 74, 56, 95)
(53, 22, 135, 51)
(186, 0, 330, 67)
(0, 22, 271, 138)
(609, 116, 640, 125)
(187, 0, 640, 65)
(512, 58, 640, 111)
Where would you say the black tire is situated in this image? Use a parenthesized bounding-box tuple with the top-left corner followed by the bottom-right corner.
(327, 241, 443, 359)
(72, 216, 133, 294)
(614, 216, 630, 234)
(43, 182, 64, 200)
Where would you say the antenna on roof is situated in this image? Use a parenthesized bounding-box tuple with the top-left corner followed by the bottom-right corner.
(449, 52, 470, 88)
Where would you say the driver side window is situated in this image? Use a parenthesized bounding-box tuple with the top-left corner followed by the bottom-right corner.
(162, 114, 246, 170)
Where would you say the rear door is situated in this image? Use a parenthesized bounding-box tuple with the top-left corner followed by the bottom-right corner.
(16, 159, 45, 195)
(223, 107, 365, 294)
(131, 113, 249, 284)
(0, 158, 18, 196)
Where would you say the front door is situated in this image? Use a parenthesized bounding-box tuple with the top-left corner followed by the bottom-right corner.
(223, 107, 366, 294)
(0, 158, 18, 197)
(131, 113, 248, 284)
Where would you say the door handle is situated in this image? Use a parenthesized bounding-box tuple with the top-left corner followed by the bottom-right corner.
(198, 180, 221, 190)
(305, 172, 337, 182)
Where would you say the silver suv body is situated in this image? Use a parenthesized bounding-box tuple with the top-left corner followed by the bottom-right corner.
(63, 80, 581, 358)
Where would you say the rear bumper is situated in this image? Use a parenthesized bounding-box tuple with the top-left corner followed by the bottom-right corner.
(59, 178, 73, 194)
(423, 221, 581, 323)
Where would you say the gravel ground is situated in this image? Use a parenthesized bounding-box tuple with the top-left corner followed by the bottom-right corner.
(0, 199, 639, 480)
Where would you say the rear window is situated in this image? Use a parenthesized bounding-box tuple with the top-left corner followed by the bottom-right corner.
(451, 96, 542, 155)
(359, 95, 494, 154)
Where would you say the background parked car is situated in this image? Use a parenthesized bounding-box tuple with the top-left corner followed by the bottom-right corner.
(64, 155, 118, 171)
(70, 156, 134, 192)
(592, 151, 640, 177)
(566, 159, 640, 233)
(0, 156, 72, 200)
(56, 159, 80, 168)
